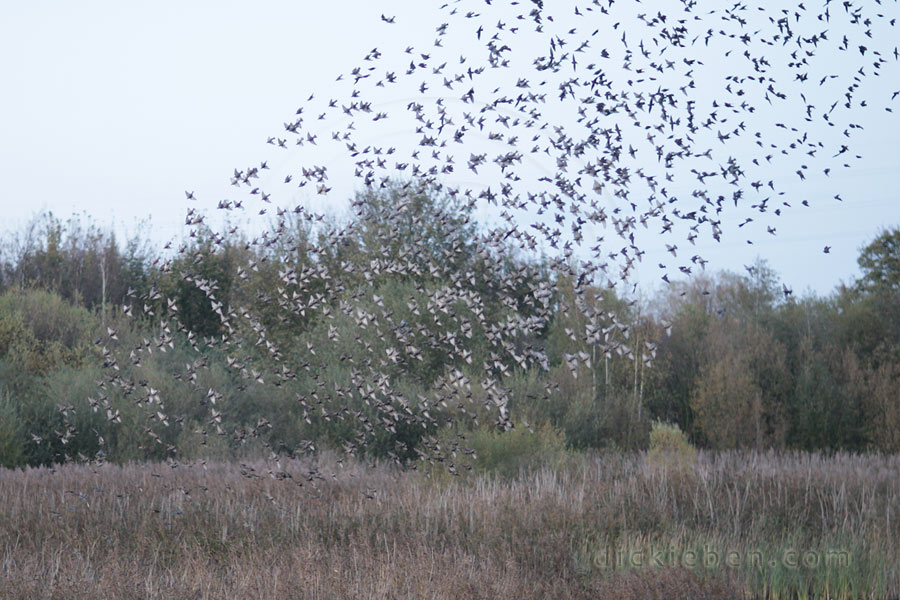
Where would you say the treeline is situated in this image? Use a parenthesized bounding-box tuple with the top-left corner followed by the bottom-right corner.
(0, 190, 898, 468)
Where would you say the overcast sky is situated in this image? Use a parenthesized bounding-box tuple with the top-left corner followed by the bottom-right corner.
(2, 1, 898, 298)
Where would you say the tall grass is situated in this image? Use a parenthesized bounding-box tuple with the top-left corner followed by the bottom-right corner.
(0, 450, 897, 599)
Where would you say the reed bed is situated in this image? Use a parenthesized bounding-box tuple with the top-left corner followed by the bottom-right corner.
(1, 450, 897, 599)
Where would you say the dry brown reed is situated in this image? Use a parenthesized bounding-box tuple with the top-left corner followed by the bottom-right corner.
(0, 450, 897, 599)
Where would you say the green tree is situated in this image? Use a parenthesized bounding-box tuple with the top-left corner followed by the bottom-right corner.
(856, 227, 900, 293)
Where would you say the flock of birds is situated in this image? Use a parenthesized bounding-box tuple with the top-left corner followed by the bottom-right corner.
(47, 0, 900, 482)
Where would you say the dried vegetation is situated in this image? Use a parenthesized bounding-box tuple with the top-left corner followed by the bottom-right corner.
(2, 450, 897, 599)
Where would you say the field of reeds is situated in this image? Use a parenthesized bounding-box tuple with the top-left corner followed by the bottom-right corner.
(1, 450, 898, 600)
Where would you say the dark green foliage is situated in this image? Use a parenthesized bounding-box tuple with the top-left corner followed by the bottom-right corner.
(0, 391, 24, 468)
(856, 228, 900, 294)
(0, 212, 152, 312)
(461, 422, 569, 478)
(1, 201, 899, 468)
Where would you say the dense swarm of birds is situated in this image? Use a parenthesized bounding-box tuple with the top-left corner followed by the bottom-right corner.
(49, 0, 899, 483)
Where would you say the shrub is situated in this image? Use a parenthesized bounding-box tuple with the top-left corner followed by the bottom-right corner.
(0, 289, 97, 376)
(466, 422, 570, 479)
(561, 395, 606, 450)
(647, 420, 697, 471)
(0, 390, 24, 468)
(559, 391, 650, 452)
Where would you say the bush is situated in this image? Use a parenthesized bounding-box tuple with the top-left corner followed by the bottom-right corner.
(556, 391, 650, 452)
(0, 289, 97, 377)
(0, 391, 24, 468)
(647, 420, 697, 471)
(466, 422, 570, 479)
(560, 395, 606, 450)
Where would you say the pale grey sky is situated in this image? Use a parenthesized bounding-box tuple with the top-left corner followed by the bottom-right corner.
(1, 1, 898, 297)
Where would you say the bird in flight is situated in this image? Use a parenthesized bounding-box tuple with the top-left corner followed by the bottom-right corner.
(58, 0, 900, 479)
